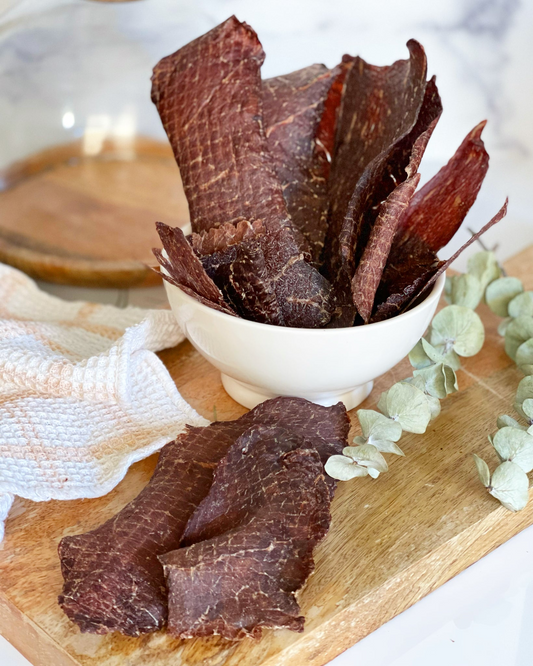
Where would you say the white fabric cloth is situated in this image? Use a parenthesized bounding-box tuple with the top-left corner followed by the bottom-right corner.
(0, 263, 207, 542)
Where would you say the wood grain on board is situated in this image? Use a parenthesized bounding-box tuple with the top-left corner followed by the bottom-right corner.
(0, 138, 189, 288)
(0, 246, 532, 666)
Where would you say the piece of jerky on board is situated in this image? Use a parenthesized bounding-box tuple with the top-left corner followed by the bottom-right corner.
(263, 64, 339, 262)
(397, 121, 489, 252)
(153, 222, 237, 317)
(161, 427, 331, 640)
(151, 16, 298, 242)
(58, 398, 349, 635)
(182, 424, 338, 546)
(371, 199, 508, 322)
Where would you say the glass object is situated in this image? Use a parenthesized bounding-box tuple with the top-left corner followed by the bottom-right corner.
(0, 0, 205, 286)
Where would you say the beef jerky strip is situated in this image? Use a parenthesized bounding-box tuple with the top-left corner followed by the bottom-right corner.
(350, 104, 441, 323)
(58, 397, 349, 635)
(370, 233, 439, 322)
(263, 64, 339, 262)
(371, 199, 508, 322)
(161, 427, 331, 640)
(397, 121, 489, 251)
(404, 198, 508, 310)
(322, 41, 428, 286)
(325, 74, 442, 327)
(190, 220, 263, 256)
(151, 16, 298, 242)
(201, 225, 334, 327)
(315, 55, 354, 165)
(182, 424, 339, 545)
(352, 172, 421, 323)
(153, 222, 237, 317)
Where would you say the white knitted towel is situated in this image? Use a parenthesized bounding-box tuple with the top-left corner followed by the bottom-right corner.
(0, 263, 208, 542)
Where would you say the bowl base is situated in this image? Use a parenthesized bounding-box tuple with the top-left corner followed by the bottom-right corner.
(221, 374, 374, 411)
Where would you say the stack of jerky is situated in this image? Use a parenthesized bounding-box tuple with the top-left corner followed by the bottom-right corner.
(152, 16, 506, 328)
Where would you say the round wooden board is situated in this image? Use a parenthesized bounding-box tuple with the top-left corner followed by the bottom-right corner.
(0, 137, 190, 288)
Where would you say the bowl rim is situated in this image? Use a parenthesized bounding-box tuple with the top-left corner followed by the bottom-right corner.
(164, 271, 446, 335)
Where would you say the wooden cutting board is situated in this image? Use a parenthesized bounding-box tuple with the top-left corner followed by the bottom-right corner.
(0, 137, 189, 288)
(1, 246, 532, 666)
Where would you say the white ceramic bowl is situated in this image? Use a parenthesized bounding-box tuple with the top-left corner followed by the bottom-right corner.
(164, 273, 446, 411)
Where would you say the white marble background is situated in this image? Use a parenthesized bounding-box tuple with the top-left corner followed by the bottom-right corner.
(1, 0, 532, 269)
(1, 2, 533, 665)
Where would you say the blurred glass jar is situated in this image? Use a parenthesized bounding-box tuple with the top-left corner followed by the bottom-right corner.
(0, 0, 205, 286)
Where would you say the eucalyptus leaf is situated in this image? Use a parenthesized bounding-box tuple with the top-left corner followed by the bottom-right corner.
(516, 339, 533, 370)
(521, 365, 533, 377)
(407, 375, 442, 419)
(430, 305, 485, 357)
(444, 276, 453, 303)
(377, 390, 389, 417)
(522, 399, 533, 419)
(508, 291, 533, 318)
(448, 273, 483, 309)
(497, 414, 526, 431)
(324, 455, 369, 481)
(357, 409, 402, 442)
(467, 251, 501, 293)
(426, 394, 442, 420)
(343, 444, 389, 474)
(486, 277, 524, 317)
(421, 337, 461, 371)
(382, 383, 432, 434)
(504, 316, 533, 360)
(352, 434, 404, 455)
(409, 339, 434, 370)
(413, 363, 452, 399)
(515, 376, 533, 421)
(489, 461, 530, 512)
(473, 454, 491, 488)
(498, 317, 513, 337)
(492, 427, 533, 473)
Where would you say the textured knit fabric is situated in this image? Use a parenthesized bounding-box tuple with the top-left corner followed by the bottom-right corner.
(0, 263, 207, 542)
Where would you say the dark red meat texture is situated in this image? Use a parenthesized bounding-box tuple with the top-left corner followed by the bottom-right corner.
(161, 427, 331, 640)
(153, 222, 237, 317)
(370, 233, 439, 322)
(397, 121, 489, 252)
(58, 398, 349, 636)
(352, 172, 421, 323)
(263, 64, 339, 262)
(190, 220, 264, 257)
(322, 47, 442, 327)
(371, 199, 508, 322)
(200, 225, 335, 327)
(151, 16, 296, 240)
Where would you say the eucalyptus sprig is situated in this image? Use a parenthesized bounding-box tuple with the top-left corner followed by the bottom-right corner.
(326, 249, 533, 514)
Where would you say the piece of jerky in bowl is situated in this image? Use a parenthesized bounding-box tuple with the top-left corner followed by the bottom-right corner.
(151, 15, 297, 241)
(199, 224, 335, 327)
(371, 199, 508, 322)
(58, 398, 349, 635)
(322, 45, 442, 326)
(162, 424, 332, 640)
(263, 64, 340, 263)
(153, 222, 238, 317)
(151, 16, 335, 328)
